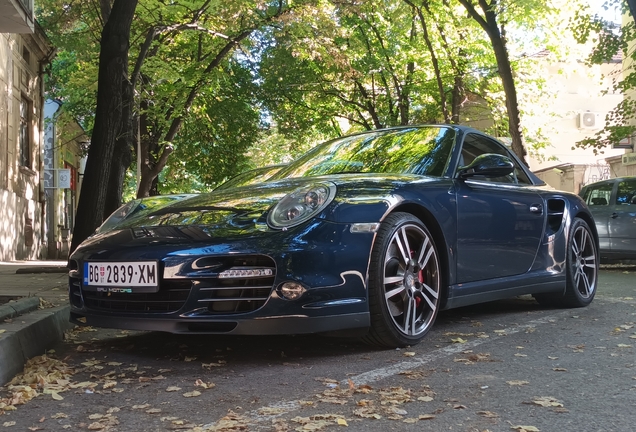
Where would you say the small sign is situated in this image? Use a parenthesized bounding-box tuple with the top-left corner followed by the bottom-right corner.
(622, 153, 636, 166)
(57, 169, 71, 189)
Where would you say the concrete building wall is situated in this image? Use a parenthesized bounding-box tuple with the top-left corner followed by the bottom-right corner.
(0, 29, 52, 260)
(527, 60, 625, 173)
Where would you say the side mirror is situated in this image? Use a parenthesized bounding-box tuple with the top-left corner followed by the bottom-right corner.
(457, 153, 515, 179)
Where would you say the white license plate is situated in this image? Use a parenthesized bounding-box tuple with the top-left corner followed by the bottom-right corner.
(83, 261, 158, 291)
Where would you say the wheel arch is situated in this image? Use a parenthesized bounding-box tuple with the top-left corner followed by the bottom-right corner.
(386, 203, 451, 308)
(574, 211, 599, 249)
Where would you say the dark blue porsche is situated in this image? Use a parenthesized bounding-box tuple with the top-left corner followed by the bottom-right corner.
(68, 125, 599, 347)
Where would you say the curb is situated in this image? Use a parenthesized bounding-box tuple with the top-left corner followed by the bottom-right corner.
(0, 305, 73, 386)
(15, 266, 68, 274)
(0, 297, 41, 322)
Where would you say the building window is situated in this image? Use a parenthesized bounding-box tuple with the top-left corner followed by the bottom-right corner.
(22, 47, 30, 65)
(19, 97, 31, 168)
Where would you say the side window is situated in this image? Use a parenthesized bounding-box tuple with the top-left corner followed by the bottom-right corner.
(615, 179, 636, 205)
(583, 183, 613, 206)
(460, 134, 531, 184)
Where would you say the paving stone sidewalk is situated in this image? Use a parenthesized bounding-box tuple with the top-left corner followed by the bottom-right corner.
(0, 261, 73, 385)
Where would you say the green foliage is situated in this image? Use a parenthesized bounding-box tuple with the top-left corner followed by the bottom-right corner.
(39, 0, 564, 196)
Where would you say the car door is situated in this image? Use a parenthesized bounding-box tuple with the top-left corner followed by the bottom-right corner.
(608, 178, 636, 256)
(581, 181, 614, 254)
(455, 134, 545, 283)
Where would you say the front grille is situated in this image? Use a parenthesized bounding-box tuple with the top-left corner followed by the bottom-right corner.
(69, 274, 82, 308)
(195, 279, 274, 313)
(82, 280, 191, 313)
(190, 255, 276, 314)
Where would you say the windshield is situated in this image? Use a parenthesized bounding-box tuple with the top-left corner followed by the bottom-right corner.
(272, 126, 456, 180)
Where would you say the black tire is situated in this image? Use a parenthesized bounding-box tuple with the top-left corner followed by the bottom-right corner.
(534, 217, 598, 308)
(363, 213, 442, 348)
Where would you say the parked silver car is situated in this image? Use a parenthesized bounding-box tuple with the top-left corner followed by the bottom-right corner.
(580, 177, 636, 262)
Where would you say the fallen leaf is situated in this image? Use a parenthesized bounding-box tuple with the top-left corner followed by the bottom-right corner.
(51, 413, 68, 419)
(403, 352, 416, 357)
(2, 422, 16, 427)
(451, 337, 467, 344)
(511, 426, 540, 432)
(132, 404, 150, 410)
(417, 396, 434, 402)
(166, 386, 181, 392)
(418, 414, 435, 420)
(194, 379, 215, 389)
(183, 391, 201, 398)
(337, 418, 348, 426)
(102, 381, 117, 390)
(477, 411, 499, 418)
(552, 368, 567, 372)
(617, 344, 632, 348)
(507, 380, 529, 386)
(403, 418, 418, 423)
(531, 396, 564, 408)
(146, 408, 161, 414)
(88, 414, 104, 420)
(0, 330, 6, 334)
(514, 353, 528, 357)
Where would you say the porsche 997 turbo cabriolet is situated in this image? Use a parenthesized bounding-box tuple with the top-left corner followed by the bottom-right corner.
(68, 125, 599, 347)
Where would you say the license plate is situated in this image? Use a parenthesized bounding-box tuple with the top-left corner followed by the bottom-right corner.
(83, 261, 159, 293)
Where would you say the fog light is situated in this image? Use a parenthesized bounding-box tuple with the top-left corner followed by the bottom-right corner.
(279, 282, 306, 300)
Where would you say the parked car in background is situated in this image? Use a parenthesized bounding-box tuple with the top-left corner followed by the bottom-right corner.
(580, 177, 636, 262)
(69, 125, 599, 348)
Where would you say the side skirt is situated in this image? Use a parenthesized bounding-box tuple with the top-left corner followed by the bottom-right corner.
(443, 272, 565, 310)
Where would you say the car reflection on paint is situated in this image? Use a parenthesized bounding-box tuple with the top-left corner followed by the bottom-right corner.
(96, 165, 286, 234)
(69, 125, 599, 348)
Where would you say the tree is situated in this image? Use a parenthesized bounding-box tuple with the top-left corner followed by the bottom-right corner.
(43, 0, 303, 250)
(70, 0, 138, 253)
(457, 0, 533, 165)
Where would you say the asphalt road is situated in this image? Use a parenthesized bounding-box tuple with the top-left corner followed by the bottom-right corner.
(1, 269, 635, 432)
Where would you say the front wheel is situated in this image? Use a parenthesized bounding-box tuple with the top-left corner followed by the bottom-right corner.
(363, 213, 442, 348)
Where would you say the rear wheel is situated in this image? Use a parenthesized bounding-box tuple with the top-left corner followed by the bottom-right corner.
(363, 213, 441, 348)
(535, 217, 598, 308)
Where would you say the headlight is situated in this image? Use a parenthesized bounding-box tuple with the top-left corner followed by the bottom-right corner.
(267, 182, 336, 229)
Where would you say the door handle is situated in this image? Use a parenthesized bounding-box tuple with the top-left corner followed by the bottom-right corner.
(529, 204, 543, 214)
(611, 212, 618, 219)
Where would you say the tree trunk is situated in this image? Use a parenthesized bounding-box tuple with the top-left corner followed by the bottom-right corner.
(104, 76, 134, 217)
(457, 0, 528, 166)
(70, 0, 138, 253)
(489, 31, 527, 165)
(628, 0, 636, 26)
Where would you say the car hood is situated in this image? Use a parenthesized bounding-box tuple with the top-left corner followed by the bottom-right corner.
(79, 173, 439, 248)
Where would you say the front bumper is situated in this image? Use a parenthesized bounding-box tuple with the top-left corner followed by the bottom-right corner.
(68, 220, 375, 335)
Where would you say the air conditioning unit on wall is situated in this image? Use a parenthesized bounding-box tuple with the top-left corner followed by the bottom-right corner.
(578, 112, 601, 129)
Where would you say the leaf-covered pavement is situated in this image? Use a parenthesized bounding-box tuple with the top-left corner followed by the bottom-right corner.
(1, 272, 635, 431)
